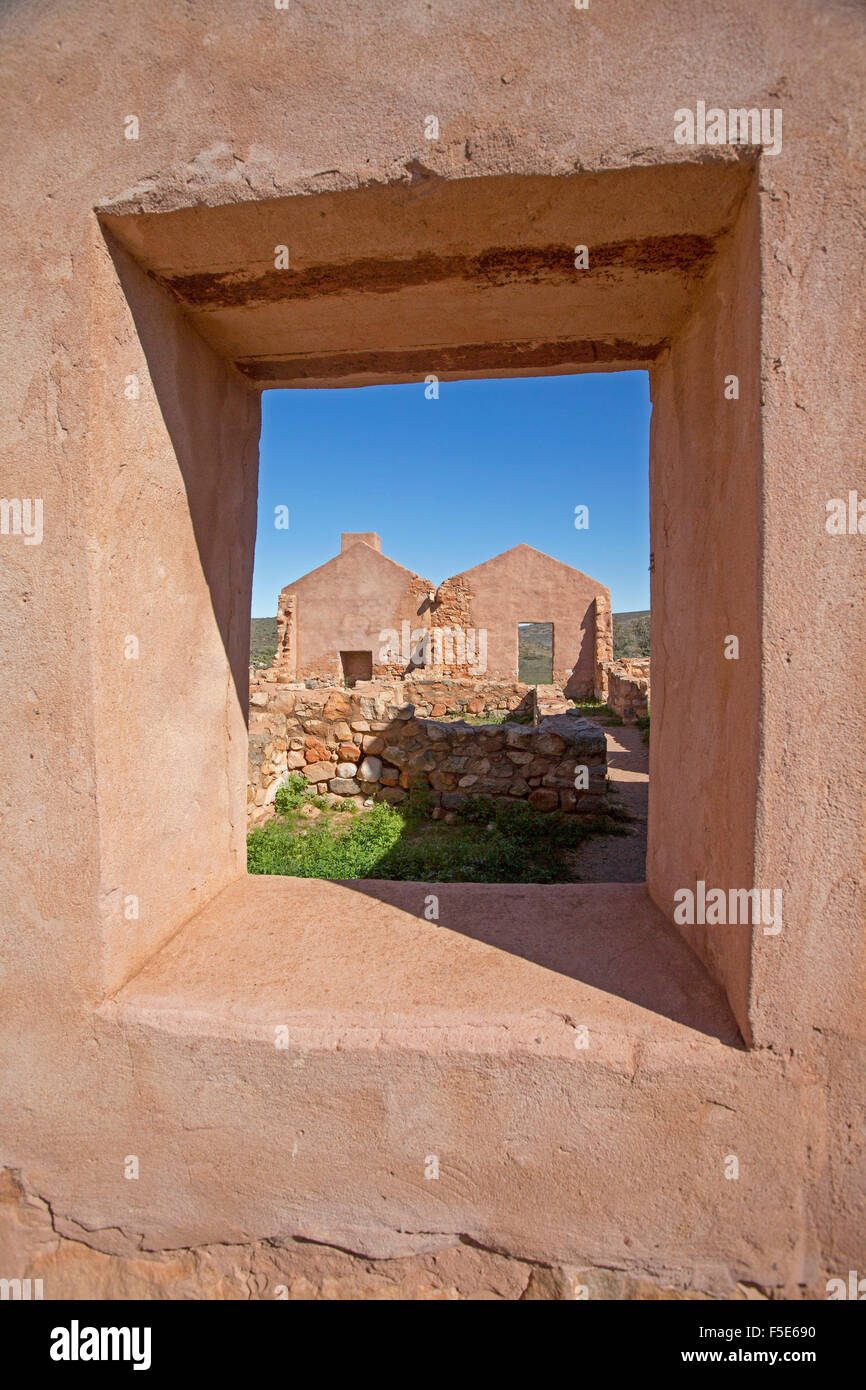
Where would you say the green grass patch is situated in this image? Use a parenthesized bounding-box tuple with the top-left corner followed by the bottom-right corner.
(572, 699, 623, 725)
(248, 780, 628, 884)
(437, 710, 508, 726)
(435, 708, 533, 726)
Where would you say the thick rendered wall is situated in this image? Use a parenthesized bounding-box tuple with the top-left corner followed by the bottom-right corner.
(0, 0, 863, 1298)
(647, 184, 762, 1041)
(92, 234, 261, 990)
(456, 546, 606, 693)
(280, 545, 430, 682)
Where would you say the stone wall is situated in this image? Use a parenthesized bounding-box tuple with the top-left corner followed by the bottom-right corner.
(248, 677, 606, 823)
(252, 669, 535, 708)
(401, 675, 532, 718)
(593, 593, 614, 701)
(603, 659, 650, 723)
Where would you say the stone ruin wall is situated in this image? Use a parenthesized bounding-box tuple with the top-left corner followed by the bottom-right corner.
(273, 591, 295, 679)
(275, 578, 611, 690)
(420, 573, 482, 680)
(248, 675, 607, 825)
(276, 571, 501, 685)
(604, 658, 650, 723)
(592, 593, 614, 700)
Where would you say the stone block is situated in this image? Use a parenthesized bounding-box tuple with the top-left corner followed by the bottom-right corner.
(304, 738, 330, 763)
(303, 762, 336, 783)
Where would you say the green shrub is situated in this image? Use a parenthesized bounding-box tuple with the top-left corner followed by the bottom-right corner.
(248, 802, 404, 878)
(273, 773, 312, 814)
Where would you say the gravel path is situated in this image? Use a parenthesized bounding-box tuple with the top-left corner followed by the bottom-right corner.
(571, 721, 648, 882)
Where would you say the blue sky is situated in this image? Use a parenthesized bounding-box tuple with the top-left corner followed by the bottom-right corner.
(252, 372, 651, 617)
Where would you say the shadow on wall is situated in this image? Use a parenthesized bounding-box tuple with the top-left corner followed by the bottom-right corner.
(103, 227, 259, 716)
(564, 599, 597, 698)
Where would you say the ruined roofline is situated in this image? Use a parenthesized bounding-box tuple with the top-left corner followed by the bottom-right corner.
(277, 536, 430, 597)
(442, 541, 610, 592)
(278, 537, 609, 599)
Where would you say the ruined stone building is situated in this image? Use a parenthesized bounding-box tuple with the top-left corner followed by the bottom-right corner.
(275, 531, 612, 695)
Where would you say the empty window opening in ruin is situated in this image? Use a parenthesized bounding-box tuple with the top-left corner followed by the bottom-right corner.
(518, 622, 554, 685)
(249, 373, 650, 886)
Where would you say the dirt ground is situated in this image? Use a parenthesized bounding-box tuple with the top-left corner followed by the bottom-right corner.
(571, 720, 648, 882)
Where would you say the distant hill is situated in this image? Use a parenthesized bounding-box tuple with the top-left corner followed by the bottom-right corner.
(250, 616, 278, 668)
(249, 610, 650, 668)
(613, 610, 650, 658)
(518, 622, 553, 684)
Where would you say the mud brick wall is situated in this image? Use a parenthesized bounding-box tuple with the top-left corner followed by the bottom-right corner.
(248, 679, 606, 823)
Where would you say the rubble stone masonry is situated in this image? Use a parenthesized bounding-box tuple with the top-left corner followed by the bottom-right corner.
(248, 673, 607, 823)
(605, 658, 650, 723)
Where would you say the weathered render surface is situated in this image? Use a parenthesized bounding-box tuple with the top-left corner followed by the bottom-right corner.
(0, 0, 863, 1299)
(445, 544, 608, 694)
(275, 533, 433, 683)
(275, 534, 609, 692)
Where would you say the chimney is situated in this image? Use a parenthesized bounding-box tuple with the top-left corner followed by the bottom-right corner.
(340, 532, 382, 553)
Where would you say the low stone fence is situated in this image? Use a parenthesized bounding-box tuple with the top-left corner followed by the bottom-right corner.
(250, 669, 535, 718)
(604, 658, 650, 723)
(248, 678, 606, 824)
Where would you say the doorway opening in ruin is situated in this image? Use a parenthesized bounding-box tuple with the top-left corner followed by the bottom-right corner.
(518, 622, 554, 685)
